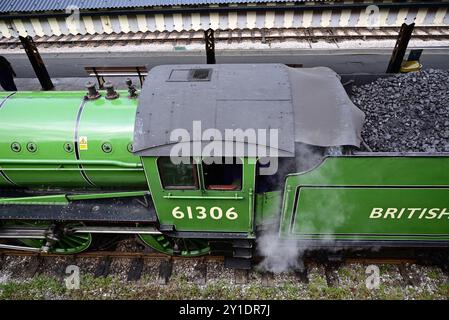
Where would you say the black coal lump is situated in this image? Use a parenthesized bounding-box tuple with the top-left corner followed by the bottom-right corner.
(351, 69, 449, 152)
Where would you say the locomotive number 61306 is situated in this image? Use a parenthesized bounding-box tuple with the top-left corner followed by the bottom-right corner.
(171, 206, 239, 220)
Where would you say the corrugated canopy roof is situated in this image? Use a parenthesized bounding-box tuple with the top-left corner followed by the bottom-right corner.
(0, 0, 318, 13)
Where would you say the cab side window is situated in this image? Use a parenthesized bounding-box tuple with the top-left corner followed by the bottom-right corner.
(157, 157, 199, 190)
(202, 157, 242, 191)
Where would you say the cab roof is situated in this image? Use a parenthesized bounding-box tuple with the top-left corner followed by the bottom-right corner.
(133, 64, 365, 157)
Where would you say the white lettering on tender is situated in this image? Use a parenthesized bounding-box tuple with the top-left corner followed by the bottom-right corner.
(369, 208, 449, 220)
(370, 208, 384, 219)
(438, 208, 449, 219)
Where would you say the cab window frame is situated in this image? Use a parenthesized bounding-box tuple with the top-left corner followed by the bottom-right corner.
(201, 157, 244, 192)
(157, 157, 200, 190)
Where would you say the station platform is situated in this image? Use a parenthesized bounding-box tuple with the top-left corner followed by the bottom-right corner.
(1, 46, 449, 84)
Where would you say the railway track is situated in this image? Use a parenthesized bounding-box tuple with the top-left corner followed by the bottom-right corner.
(1, 27, 448, 49)
(0, 247, 219, 283)
(0, 248, 419, 264)
(1, 254, 446, 299)
(1, 244, 448, 298)
(0, 248, 223, 261)
(0, 249, 418, 285)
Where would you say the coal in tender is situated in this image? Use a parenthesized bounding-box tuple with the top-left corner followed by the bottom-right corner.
(351, 69, 449, 152)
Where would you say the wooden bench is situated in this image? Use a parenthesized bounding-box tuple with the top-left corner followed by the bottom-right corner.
(84, 66, 148, 88)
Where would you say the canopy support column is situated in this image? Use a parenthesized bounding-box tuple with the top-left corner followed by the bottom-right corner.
(204, 28, 216, 65)
(19, 35, 54, 90)
(386, 23, 415, 73)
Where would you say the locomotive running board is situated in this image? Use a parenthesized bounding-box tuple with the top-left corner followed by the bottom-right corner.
(0, 191, 158, 223)
(280, 154, 449, 245)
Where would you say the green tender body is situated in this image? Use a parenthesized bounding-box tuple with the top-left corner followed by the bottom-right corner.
(0, 91, 146, 189)
(281, 156, 449, 244)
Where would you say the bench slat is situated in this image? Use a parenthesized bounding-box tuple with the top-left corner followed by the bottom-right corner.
(84, 66, 148, 76)
(85, 66, 148, 88)
(86, 72, 148, 76)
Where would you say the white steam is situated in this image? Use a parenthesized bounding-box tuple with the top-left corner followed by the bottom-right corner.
(256, 225, 305, 273)
(256, 144, 348, 273)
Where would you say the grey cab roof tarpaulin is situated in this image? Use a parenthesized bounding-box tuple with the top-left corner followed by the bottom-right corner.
(133, 64, 365, 157)
(288, 66, 365, 148)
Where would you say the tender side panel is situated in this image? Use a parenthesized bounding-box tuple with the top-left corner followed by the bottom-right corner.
(281, 156, 449, 245)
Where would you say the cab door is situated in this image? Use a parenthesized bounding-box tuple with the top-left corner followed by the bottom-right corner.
(142, 156, 256, 235)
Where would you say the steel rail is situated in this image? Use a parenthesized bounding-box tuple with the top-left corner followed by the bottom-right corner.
(0, 248, 419, 265)
(1, 27, 447, 49)
(0, 248, 225, 260)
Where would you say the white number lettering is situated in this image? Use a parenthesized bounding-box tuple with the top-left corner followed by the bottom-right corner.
(186, 206, 193, 219)
(196, 206, 207, 219)
(172, 206, 238, 220)
(210, 207, 223, 220)
(225, 207, 238, 220)
(172, 206, 184, 219)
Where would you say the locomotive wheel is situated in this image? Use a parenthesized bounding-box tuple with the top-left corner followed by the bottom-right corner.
(14, 221, 92, 254)
(138, 234, 210, 257)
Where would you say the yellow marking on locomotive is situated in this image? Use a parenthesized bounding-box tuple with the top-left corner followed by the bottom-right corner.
(79, 136, 88, 151)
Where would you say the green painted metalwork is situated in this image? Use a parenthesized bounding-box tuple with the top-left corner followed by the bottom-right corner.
(0, 191, 148, 205)
(281, 155, 449, 242)
(139, 234, 210, 257)
(141, 157, 256, 234)
(76, 92, 145, 188)
(163, 194, 244, 200)
(0, 159, 142, 168)
(0, 194, 69, 205)
(66, 191, 148, 200)
(255, 191, 282, 226)
(0, 91, 146, 189)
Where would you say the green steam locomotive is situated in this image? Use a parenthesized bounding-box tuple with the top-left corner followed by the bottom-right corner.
(1, 64, 448, 267)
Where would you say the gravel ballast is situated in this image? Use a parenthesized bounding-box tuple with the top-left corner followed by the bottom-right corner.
(351, 69, 449, 152)
(1, 255, 448, 300)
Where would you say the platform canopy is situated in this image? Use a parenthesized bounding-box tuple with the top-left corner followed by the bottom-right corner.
(0, 2, 439, 39)
(133, 63, 365, 157)
(0, 0, 312, 12)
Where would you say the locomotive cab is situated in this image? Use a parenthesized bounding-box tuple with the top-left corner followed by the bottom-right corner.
(139, 156, 256, 235)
